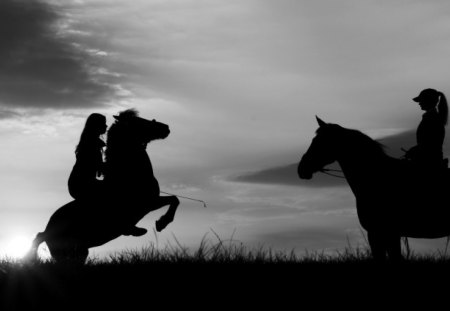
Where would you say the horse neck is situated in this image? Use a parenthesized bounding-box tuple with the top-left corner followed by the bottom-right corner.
(336, 145, 389, 194)
(106, 144, 154, 178)
(128, 146, 153, 173)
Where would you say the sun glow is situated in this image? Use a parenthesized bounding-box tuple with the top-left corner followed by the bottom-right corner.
(2, 235, 33, 259)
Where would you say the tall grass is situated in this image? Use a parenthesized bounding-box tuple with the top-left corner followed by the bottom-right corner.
(2, 231, 450, 270)
(2, 231, 449, 310)
(90, 231, 450, 266)
(96, 229, 374, 266)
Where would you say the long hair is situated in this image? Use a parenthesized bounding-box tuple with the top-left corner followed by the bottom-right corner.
(76, 113, 106, 155)
(105, 109, 139, 162)
(438, 92, 448, 126)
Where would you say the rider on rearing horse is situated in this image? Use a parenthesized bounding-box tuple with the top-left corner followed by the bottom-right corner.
(405, 88, 448, 173)
(68, 113, 147, 237)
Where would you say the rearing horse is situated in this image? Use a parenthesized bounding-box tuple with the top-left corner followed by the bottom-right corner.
(298, 117, 450, 260)
(27, 109, 179, 263)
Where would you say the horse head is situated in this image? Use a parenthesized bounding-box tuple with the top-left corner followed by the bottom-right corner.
(298, 116, 342, 179)
(105, 108, 169, 193)
(111, 109, 170, 145)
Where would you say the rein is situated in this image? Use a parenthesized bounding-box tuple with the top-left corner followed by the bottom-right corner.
(319, 168, 346, 179)
(161, 191, 207, 208)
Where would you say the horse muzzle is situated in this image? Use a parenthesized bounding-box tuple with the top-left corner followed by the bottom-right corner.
(298, 163, 314, 179)
(298, 170, 313, 180)
(161, 127, 170, 139)
(298, 155, 314, 180)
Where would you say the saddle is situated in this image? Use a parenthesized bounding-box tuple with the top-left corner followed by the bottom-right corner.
(399, 157, 450, 193)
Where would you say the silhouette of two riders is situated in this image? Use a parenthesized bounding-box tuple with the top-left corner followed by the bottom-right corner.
(404, 88, 448, 173)
(68, 113, 147, 237)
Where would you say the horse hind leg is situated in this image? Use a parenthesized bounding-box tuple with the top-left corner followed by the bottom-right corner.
(50, 245, 89, 265)
(47, 239, 89, 265)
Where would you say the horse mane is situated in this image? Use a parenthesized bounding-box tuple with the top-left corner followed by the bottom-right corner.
(346, 128, 386, 156)
(322, 123, 387, 158)
(115, 108, 139, 120)
(105, 109, 140, 163)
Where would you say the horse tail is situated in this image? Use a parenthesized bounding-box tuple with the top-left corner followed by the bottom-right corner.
(438, 91, 448, 126)
(24, 232, 46, 262)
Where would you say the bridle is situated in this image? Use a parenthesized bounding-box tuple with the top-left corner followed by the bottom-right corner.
(319, 167, 345, 179)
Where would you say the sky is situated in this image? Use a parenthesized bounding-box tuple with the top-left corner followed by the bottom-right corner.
(1, 0, 450, 258)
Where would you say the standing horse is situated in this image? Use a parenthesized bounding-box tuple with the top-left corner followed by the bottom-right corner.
(27, 109, 179, 263)
(298, 117, 450, 260)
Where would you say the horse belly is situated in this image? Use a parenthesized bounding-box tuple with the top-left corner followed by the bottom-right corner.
(396, 195, 450, 237)
(356, 195, 450, 238)
(400, 209, 450, 238)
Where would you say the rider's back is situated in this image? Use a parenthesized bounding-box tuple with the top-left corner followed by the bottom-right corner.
(413, 110, 445, 168)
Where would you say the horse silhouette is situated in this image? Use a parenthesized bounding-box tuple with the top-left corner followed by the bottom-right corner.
(27, 109, 179, 263)
(298, 117, 450, 261)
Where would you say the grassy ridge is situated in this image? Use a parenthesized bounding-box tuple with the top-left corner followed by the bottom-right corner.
(1, 236, 450, 309)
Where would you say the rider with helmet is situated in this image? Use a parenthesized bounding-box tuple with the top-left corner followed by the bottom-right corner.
(405, 88, 448, 171)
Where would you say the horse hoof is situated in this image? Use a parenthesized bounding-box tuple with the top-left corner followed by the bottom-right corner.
(132, 227, 148, 237)
(124, 226, 148, 237)
(155, 213, 174, 232)
(155, 219, 169, 232)
(155, 220, 165, 232)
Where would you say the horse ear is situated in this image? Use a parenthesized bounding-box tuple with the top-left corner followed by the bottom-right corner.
(316, 116, 327, 127)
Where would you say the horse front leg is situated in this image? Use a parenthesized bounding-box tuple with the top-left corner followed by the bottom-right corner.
(368, 230, 387, 261)
(155, 195, 180, 232)
(368, 231, 403, 262)
(123, 195, 180, 235)
(386, 235, 403, 262)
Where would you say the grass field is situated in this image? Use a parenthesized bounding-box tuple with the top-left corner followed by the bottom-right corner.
(1, 235, 450, 310)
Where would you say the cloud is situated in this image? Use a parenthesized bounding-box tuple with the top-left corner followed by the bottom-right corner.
(0, 109, 22, 120)
(0, 0, 120, 110)
(231, 128, 443, 187)
(233, 163, 346, 188)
